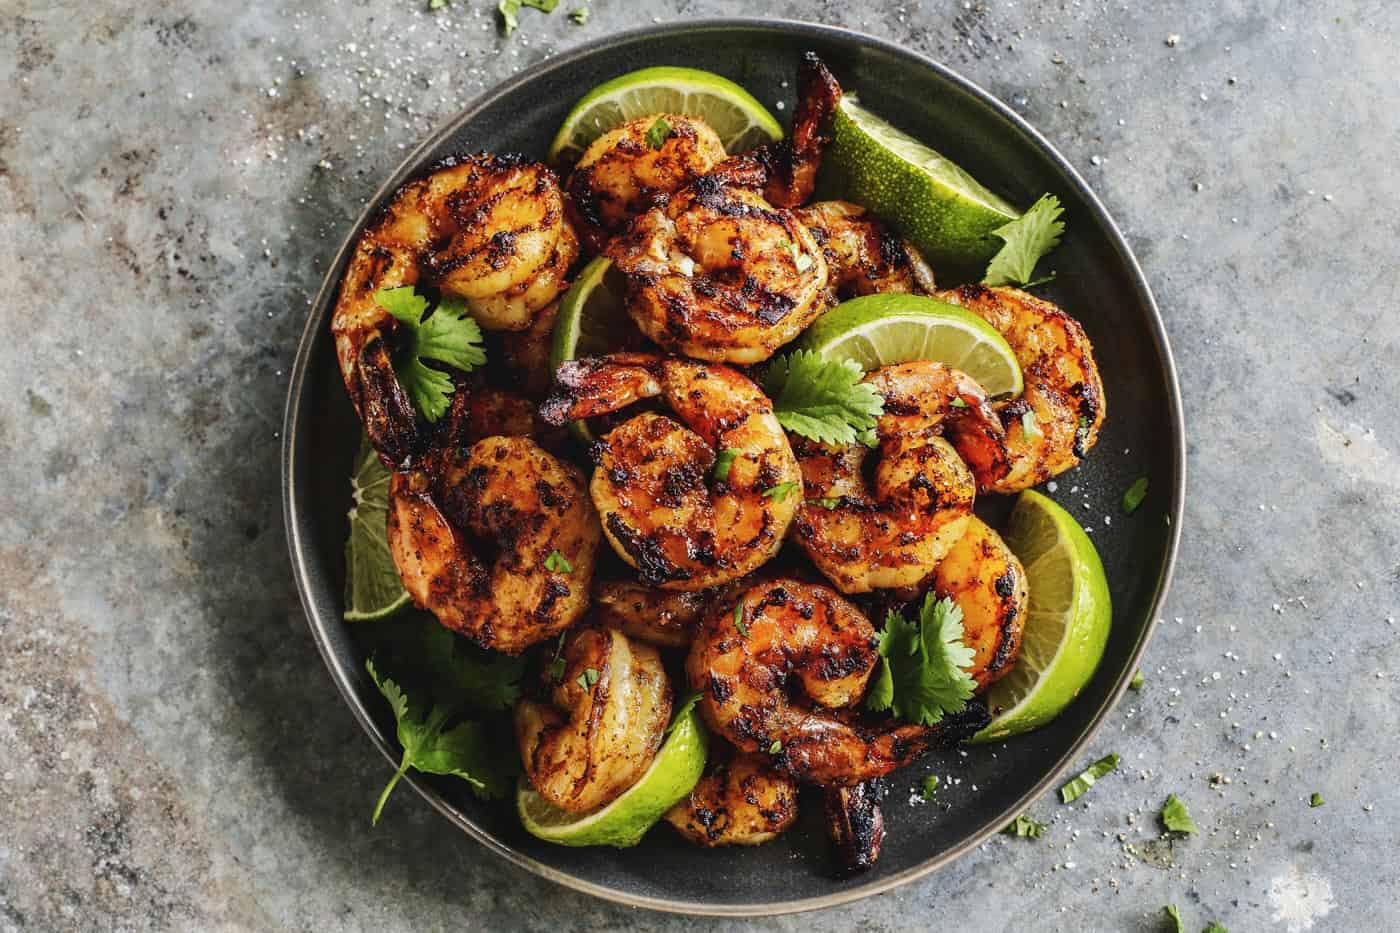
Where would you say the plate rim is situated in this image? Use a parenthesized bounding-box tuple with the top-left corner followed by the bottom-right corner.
(281, 16, 1186, 917)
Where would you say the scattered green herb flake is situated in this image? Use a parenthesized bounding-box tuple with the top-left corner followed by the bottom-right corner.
(713, 447, 739, 482)
(497, 0, 520, 35)
(568, 6, 589, 24)
(1001, 814, 1048, 838)
(1164, 905, 1184, 933)
(921, 774, 940, 798)
(950, 396, 969, 408)
(1123, 476, 1150, 513)
(645, 116, 674, 150)
(769, 739, 783, 755)
(783, 239, 814, 272)
(1202, 923, 1228, 933)
(733, 600, 748, 636)
(1160, 794, 1199, 834)
(548, 633, 566, 682)
(807, 496, 841, 510)
(1129, 669, 1145, 691)
(762, 481, 800, 502)
(983, 193, 1066, 287)
(521, 0, 558, 9)
(543, 549, 573, 574)
(1021, 408, 1040, 439)
(765, 350, 885, 447)
(576, 667, 599, 690)
(1310, 792, 1324, 808)
(427, 0, 448, 9)
(1059, 753, 1119, 803)
(865, 594, 976, 725)
(373, 286, 485, 421)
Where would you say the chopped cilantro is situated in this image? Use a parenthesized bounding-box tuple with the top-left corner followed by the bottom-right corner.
(568, 6, 589, 24)
(497, 0, 520, 35)
(644, 117, 673, 149)
(765, 350, 885, 447)
(983, 193, 1065, 287)
(373, 286, 485, 422)
(1310, 792, 1324, 808)
(548, 633, 566, 682)
(521, 0, 559, 9)
(921, 774, 940, 798)
(1160, 794, 1199, 833)
(1203, 923, 1228, 933)
(1164, 905, 1184, 933)
(807, 496, 841, 510)
(713, 447, 739, 482)
(769, 739, 783, 754)
(1059, 753, 1119, 803)
(1130, 669, 1145, 690)
(762, 481, 800, 502)
(1021, 408, 1040, 439)
(576, 667, 599, 690)
(543, 549, 573, 574)
(865, 594, 976, 725)
(1123, 476, 1150, 513)
(1002, 814, 1048, 838)
(733, 599, 748, 636)
(950, 396, 969, 408)
(427, 0, 448, 8)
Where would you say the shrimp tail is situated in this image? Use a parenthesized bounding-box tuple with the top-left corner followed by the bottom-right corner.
(824, 779, 886, 877)
(355, 336, 423, 468)
(759, 51, 842, 207)
(538, 353, 664, 424)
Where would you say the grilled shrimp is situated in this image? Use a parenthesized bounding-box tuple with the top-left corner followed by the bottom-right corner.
(540, 354, 802, 590)
(664, 751, 799, 847)
(792, 362, 1009, 594)
(755, 51, 842, 208)
(515, 626, 671, 813)
(937, 284, 1105, 492)
(386, 435, 599, 654)
(593, 581, 713, 649)
(331, 154, 574, 464)
(930, 516, 1027, 689)
(824, 780, 886, 876)
(500, 298, 560, 398)
(796, 201, 935, 298)
(686, 579, 988, 786)
(566, 114, 728, 252)
(605, 159, 829, 364)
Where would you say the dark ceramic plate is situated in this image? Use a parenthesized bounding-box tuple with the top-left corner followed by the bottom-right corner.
(282, 18, 1184, 917)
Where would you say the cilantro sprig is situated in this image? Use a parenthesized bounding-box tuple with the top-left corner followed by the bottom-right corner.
(865, 594, 976, 725)
(373, 286, 485, 422)
(765, 350, 884, 447)
(983, 194, 1065, 287)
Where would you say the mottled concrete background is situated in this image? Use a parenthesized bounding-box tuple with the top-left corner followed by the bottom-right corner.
(2, 1, 1396, 930)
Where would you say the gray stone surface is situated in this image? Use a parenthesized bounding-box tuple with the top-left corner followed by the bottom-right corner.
(1, 0, 1394, 930)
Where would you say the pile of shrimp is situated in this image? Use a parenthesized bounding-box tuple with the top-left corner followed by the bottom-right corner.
(330, 51, 1105, 874)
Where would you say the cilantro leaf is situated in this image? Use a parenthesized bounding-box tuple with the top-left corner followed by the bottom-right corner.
(548, 633, 567, 682)
(576, 667, 599, 690)
(374, 286, 485, 422)
(497, 0, 520, 36)
(1165, 905, 1185, 933)
(1123, 476, 1150, 513)
(544, 549, 573, 574)
(762, 481, 800, 502)
(733, 599, 748, 636)
(983, 194, 1065, 287)
(1059, 752, 1119, 803)
(865, 594, 976, 725)
(1002, 814, 1048, 838)
(765, 350, 885, 447)
(1160, 794, 1199, 833)
(645, 117, 674, 150)
(366, 658, 514, 824)
(419, 624, 524, 713)
(568, 6, 589, 24)
(713, 448, 739, 482)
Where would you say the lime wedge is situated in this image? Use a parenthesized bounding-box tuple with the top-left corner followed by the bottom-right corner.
(518, 701, 707, 847)
(795, 293, 1023, 398)
(971, 490, 1112, 742)
(548, 66, 783, 164)
(825, 96, 1020, 268)
(550, 255, 642, 443)
(343, 436, 410, 622)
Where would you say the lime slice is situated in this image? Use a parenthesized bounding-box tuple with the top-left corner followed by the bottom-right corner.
(825, 96, 1020, 269)
(343, 436, 410, 622)
(971, 490, 1112, 742)
(518, 701, 707, 847)
(548, 66, 784, 164)
(550, 255, 639, 443)
(796, 293, 1023, 398)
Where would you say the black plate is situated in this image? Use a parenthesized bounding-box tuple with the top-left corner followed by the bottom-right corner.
(282, 18, 1184, 916)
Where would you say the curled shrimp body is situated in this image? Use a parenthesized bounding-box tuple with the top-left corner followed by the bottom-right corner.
(687, 579, 984, 786)
(605, 161, 829, 364)
(664, 751, 799, 846)
(937, 285, 1106, 493)
(792, 362, 1010, 594)
(331, 154, 574, 463)
(515, 627, 672, 814)
(540, 353, 802, 591)
(566, 114, 728, 252)
(593, 580, 713, 649)
(755, 51, 843, 208)
(931, 516, 1027, 689)
(796, 201, 935, 299)
(386, 435, 599, 654)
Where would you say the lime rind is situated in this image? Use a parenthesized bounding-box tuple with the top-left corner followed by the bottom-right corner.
(795, 293, 1023, 398)
(518, 704, 707, 847)
(549, 66, 783, 163)
(971, 490, 1111, 742)
(344, 438, 411, 622)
